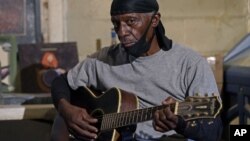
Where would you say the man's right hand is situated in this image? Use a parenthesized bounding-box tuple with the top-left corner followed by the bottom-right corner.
(58, 99, 98, 140)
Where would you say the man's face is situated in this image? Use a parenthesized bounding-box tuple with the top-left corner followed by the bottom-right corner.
(111, 13, 153, 48)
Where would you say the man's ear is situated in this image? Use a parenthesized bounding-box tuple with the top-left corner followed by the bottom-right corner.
(152, 12, 161, 28)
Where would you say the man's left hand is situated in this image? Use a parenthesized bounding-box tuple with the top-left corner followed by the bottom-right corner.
(153, 97, 178, 132)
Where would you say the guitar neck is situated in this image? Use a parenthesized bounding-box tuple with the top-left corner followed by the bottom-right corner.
(100, 95, 222, 131)
(100, 104, 176, 131)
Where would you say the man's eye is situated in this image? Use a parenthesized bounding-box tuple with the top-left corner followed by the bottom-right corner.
(127, 19, 136, 25)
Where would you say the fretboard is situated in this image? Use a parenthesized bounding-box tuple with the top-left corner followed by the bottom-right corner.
(100, 104, 176, 131)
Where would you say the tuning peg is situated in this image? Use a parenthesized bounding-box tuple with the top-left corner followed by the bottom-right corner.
(212, 98, 216, 103)
(198, 98, 203, 102)
(186, 114, 192, 118)
(195, 93, 200, 96)
(205, 98, 210, 102)
(188, 97, 194, 102)
(195, 113, 200, 116)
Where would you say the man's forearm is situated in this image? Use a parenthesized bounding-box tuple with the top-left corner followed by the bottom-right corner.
(51, 73, 71, 109)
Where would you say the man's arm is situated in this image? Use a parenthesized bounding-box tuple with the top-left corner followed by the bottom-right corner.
(50, 73, 71, 141)
(51, 73, 71, 109)
(181, 56, 223, 140)
(50, 73, 98, 140)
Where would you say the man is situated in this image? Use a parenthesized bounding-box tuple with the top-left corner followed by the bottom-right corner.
(51, 0, 223, 141)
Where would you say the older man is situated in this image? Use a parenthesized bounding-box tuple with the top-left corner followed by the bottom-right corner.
(51, 0, 223, 141)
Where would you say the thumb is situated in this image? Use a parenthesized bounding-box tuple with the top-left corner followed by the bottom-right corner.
(162, 97, 176, 105)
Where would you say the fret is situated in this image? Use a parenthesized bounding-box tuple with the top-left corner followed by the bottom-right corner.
(102, 114, 107, 130)
(145, 108, 148, 121)
(124, 112, 128, 126)
(132, 110, 136, 124)
(128, 111, 132, 125)
(141, 109, 144, 121)
(122, 113, 126, 127)
(148, 107, 153, 120)
(136, 109, 139, 123)
(106, 114, 110, 129)
(127, 111, 131, 124)
(108, 114, 113, 129)
(101, 115, 107, 130)
(140, 109, 144, 121)
(142, 109, 145, 121)
(112, 113, 117, 128)
(127, 111, 131, 125)
(104, 115, 108, 130)
(117, 112, 124, 127)
(121, 112, 125, 127)
(130, 111, 134, 124)
(117, 112, 121, 127)
(114, 114, 118, 128)
(119, 112, 124, 127)
(131, 111, 135, 124)
(109, 114, 113, 129)
(124, 111, 128, 126)
(120, 112, 123, 126)
(144, 108, 151, 121)
(137, 109, 141, 122)
(150, 107, 156, 120)
(117, 113, 121, 128)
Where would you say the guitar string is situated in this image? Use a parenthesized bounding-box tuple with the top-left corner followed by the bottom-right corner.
(93, 101, 214, 120)
(98, 100, 218, 130)
(98, 105, 174, 130)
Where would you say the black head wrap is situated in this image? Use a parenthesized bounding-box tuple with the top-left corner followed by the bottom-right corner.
(110, 0, 159, 15)
(110, 0, 172, 55)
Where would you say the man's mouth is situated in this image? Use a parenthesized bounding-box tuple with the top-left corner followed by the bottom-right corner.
(120, 38, 136, 47)
(122, 42, 135, 48)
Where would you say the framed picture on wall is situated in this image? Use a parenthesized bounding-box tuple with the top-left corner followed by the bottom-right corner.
(18, 42, 78, 93)
(0, 0, 25, 35)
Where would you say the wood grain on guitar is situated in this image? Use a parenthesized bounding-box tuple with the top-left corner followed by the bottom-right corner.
(70, 86, 222, 141)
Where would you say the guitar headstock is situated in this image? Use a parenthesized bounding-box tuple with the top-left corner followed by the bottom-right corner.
(176, 95, 222, 121)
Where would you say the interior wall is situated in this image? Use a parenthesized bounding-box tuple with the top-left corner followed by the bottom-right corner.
(42, 0, 250, 64)
(40, 0, 67, 43)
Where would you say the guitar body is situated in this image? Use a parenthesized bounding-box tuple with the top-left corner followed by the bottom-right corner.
(71, 87, 139, 141)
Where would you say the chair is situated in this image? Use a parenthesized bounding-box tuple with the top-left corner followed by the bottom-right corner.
(223, 66, 250, 124)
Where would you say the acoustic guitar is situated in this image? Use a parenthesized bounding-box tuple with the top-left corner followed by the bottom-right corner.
(70, 86, 222, 141)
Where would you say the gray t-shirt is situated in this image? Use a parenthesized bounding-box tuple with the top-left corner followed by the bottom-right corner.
(67, 42, 219, 139)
